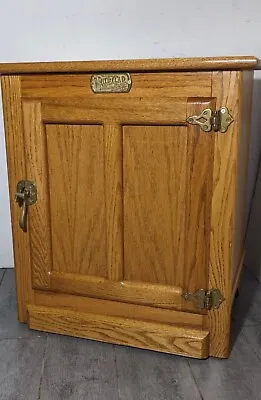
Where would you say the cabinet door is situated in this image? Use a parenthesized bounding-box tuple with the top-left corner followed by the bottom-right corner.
(3, 72, 215, 358)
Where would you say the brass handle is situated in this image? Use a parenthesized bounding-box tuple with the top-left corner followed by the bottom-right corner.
(15, 180, 37, 232)
(15, 192, 29, 231)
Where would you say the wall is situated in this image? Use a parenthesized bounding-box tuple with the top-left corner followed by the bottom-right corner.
(1, 0, 261, 268)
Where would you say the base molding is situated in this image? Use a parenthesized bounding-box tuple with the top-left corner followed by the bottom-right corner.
(28, 305, 209, 359)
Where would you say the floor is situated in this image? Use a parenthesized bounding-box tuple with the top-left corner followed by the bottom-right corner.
(0, 269, 261, 400)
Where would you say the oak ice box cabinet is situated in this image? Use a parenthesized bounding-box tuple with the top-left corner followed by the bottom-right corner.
(1, 56, 259, 359)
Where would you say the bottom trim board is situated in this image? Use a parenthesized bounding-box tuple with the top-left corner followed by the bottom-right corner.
(27, 305, 209, 359)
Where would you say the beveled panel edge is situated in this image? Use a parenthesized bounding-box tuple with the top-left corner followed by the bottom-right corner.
(33, 289, 205, 328)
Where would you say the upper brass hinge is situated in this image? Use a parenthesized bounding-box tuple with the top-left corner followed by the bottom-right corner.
(186, 106, 233, 133)
(183, 288, 224, 310)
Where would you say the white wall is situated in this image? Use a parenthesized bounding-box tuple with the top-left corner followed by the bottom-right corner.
(1, 0, 261, 268)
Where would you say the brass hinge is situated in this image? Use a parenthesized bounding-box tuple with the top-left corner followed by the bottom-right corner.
(187, 106, 233, 133)
(183, 289, 224, 310)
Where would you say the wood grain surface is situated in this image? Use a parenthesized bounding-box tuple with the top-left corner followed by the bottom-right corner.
(183, 98, 215, 312)
(50, 272, 182, 310)
(46, 124, 107, 278)
(21, 72, 212, 99)
(22, 102, 52, 289)
(28, 305, 210, 358)
(2, 61, 253, 359)
(104, 124, 123, 281)
(0, 55, 259, 74)
(34, 289, 204, 328)
(123, 125, 186, 287)
(1, 76, 33, 321)
(40, 97, 188, 125)
(209, 71, 240, 357)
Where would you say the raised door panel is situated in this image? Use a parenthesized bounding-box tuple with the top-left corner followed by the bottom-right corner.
(123, 125, 186, 288)
(46, 124, 107, 277)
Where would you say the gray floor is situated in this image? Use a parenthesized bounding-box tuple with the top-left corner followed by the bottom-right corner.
(0, 269, 261, 400)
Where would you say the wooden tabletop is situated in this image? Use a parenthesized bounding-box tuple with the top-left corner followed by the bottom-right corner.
(0, 56, 259, 74)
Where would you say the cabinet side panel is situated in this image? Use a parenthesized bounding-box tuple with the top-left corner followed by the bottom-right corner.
(1, 76, 33, 321)
(210, 71, 240, 357)
(232, 71, 253, 294)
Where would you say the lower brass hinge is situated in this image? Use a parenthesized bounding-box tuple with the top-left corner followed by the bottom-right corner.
(183, 288, 224, 310)
(187, 106, 233, 133)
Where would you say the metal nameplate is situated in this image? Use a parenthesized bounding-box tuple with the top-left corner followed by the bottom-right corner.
(90, 73, 132, 93)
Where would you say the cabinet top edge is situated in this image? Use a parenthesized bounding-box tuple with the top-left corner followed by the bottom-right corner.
(0, 56, 260, 74)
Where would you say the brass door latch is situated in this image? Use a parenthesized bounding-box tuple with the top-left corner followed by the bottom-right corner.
(15, 180, 37, 232)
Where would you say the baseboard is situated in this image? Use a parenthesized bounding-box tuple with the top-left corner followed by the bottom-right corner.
(28, 304, 210, 359)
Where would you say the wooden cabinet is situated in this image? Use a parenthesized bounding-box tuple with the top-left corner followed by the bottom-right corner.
(1, 56, 259, 359)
